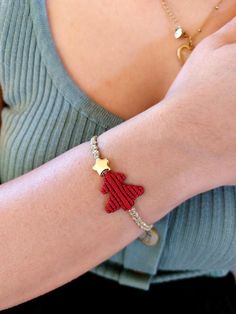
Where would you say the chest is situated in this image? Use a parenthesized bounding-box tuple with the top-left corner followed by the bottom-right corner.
(46, 0, 235, 120)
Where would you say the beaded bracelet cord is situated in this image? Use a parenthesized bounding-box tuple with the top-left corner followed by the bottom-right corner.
(90, 135, 159, 246)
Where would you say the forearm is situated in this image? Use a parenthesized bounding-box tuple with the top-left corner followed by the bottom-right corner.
(0, 97, 214, 309)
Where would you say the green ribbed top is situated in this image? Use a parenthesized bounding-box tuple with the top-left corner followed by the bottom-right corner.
(0, 0, 235, 290)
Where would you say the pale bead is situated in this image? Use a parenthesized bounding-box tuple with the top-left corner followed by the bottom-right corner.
(174, 26, 185, 39)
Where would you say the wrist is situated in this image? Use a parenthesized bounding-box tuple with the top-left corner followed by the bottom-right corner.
(160, 95, 222, 190)
(97, 97, 215, 223)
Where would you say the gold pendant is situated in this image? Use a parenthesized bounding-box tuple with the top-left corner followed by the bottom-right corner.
(177, 42, 194, 65)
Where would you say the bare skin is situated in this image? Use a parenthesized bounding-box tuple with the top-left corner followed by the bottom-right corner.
(0, 0, 236, 310)
(46, 0, 236, 119)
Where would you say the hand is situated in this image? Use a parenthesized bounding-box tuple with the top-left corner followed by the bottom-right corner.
(162, 16, 236, 186)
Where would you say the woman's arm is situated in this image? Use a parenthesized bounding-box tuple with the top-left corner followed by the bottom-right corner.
(0, 96, 206, 310)
(1, 16, 236, 310)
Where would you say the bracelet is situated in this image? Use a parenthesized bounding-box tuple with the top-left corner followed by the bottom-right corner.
(90, 135, 159, 246)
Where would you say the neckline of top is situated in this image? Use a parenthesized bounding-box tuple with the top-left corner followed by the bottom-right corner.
(29, 0, 125, 128)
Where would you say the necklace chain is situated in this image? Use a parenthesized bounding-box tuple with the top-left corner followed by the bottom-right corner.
(161, 0, 223, 41)
(160, 0, 224, 64)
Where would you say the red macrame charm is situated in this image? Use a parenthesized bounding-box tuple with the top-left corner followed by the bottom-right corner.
(90, 139, 158, 246)
(101, 170, 144, 213)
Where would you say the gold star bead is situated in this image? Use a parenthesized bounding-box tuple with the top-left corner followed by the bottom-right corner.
(92, 158, 111, 175)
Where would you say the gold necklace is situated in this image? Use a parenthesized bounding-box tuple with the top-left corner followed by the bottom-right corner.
(161, 0, 224, 65)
